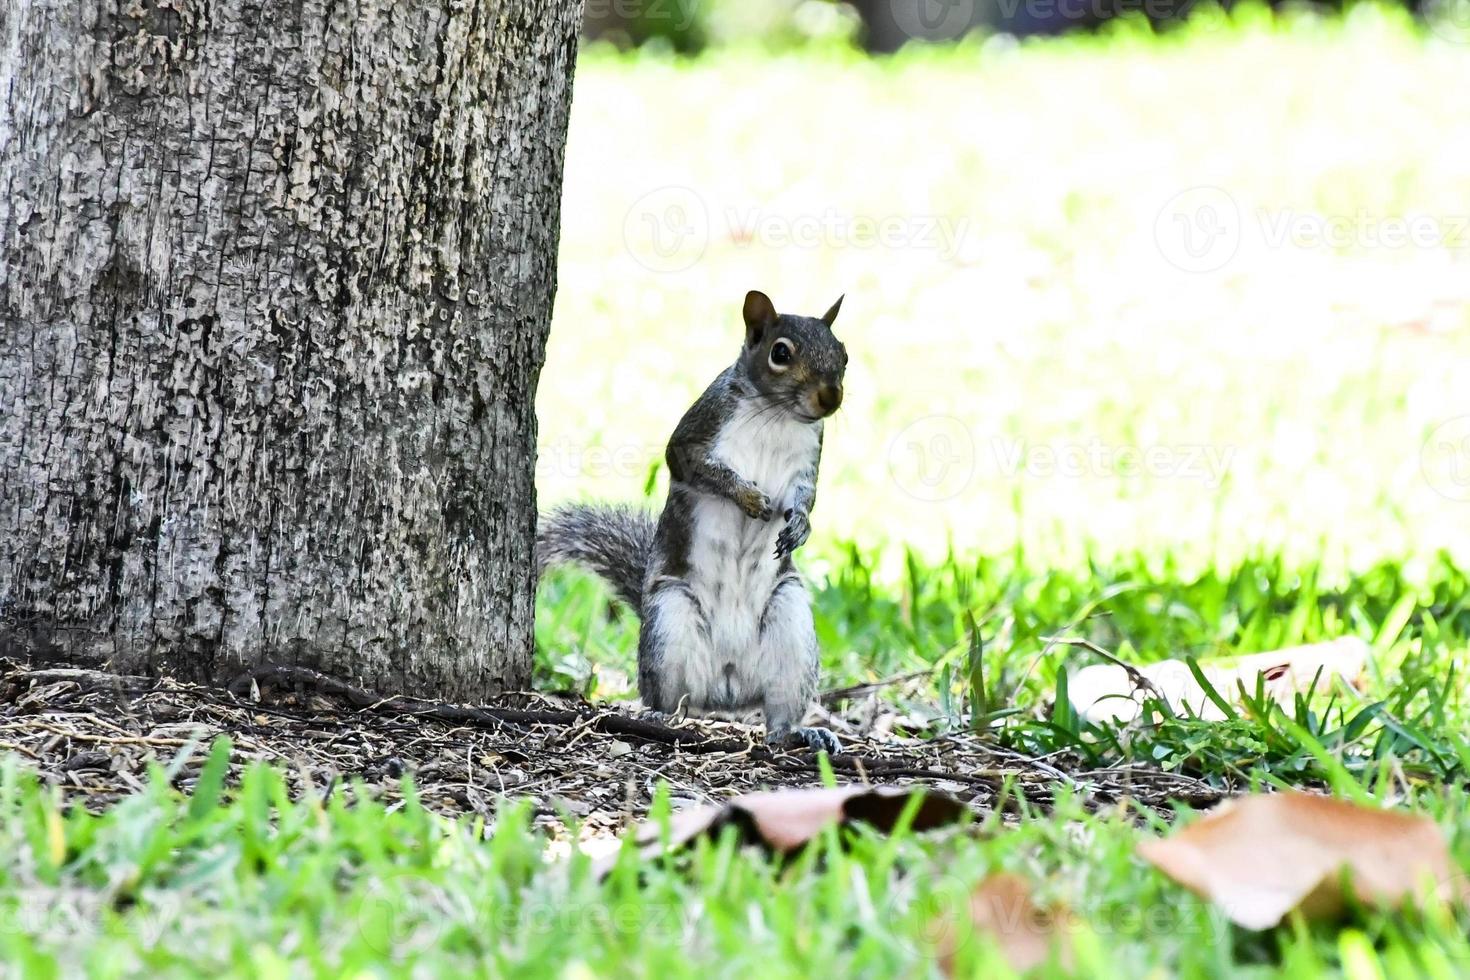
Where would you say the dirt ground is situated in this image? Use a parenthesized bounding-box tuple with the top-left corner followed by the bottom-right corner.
(0, 658, 1222, 846)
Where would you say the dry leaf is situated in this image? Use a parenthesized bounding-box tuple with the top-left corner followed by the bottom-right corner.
(596, 785, 964, 876)
(938, 873, 1075, 975)
(1137, 792, 1459, 929)
(1071, 637, 1369, 725)
(656, 785, 964, 853)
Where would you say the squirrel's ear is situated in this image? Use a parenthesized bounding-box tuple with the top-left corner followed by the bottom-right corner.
(743, 290, 777, 347)
(821, 294, 844, 329)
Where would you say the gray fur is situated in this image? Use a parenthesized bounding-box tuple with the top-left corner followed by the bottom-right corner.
(536, 504, 656, 613)
(537, 292, 847, 753)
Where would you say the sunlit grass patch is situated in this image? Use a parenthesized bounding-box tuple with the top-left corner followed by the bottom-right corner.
(544, 4, 1470, 571)
(539, 546, 1470, 791)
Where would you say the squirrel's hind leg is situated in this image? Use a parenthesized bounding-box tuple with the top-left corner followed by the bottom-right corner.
(638, 582, 711, 714)
(758, 577, 839, 755)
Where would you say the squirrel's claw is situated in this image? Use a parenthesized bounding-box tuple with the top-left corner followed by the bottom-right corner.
(766, 725, 840, 756)
(793, 726, 841, 755)
(773, 511, 810, 560)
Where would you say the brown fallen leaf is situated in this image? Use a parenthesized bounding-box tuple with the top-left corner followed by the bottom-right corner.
(1070, 637, 1369, 725)
(1137, 792, 1460, 929)
(595, 785, 965, 876)
(937, 873, 1076, 975)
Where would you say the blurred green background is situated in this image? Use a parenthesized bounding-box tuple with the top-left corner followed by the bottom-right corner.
(537, 3, 1470, 698)
(580, 0, 1469, 51)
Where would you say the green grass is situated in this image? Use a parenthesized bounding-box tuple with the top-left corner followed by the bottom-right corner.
(541, 546, 1470, 788)
(5, 751, 1470, 977)
(10, 6, 1470, 976)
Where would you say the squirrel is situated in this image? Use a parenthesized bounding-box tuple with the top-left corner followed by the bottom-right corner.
(537, 290, 847, 754)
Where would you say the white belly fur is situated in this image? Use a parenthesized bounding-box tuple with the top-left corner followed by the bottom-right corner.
(687, 407, 820, 665)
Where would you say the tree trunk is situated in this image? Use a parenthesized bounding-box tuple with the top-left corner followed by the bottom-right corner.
(0, 0, 583, 700)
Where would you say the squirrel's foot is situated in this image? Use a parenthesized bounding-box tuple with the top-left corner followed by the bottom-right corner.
(796, 726, 841, 755)
(640, 701, 689, 726)
(768, 725, 840, 756)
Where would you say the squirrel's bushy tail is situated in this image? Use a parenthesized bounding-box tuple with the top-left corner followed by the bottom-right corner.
(536, 503, 656, 615)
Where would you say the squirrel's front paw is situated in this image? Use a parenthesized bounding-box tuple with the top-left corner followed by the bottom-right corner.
(737, 486, 774, 521)
(773, 509, 811, 560)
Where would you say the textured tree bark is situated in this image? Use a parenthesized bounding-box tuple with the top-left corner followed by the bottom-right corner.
(0, 0, 583, 700)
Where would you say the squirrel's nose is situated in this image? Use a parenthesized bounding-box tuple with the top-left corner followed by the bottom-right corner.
(816, 383, 843, 415)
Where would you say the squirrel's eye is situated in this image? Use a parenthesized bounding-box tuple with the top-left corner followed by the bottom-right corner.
(769, 339, 794, 370)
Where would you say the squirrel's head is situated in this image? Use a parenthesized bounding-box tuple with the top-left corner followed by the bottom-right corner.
(738, 290, 848, 421)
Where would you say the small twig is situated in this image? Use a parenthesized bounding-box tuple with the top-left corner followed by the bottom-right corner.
(820, 669, 935, 706)
(1041, 635, 1169, 705)
(25, 722, 199, 750)
(0, 739, 43, 760)
(930, 735, 1080, 787)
